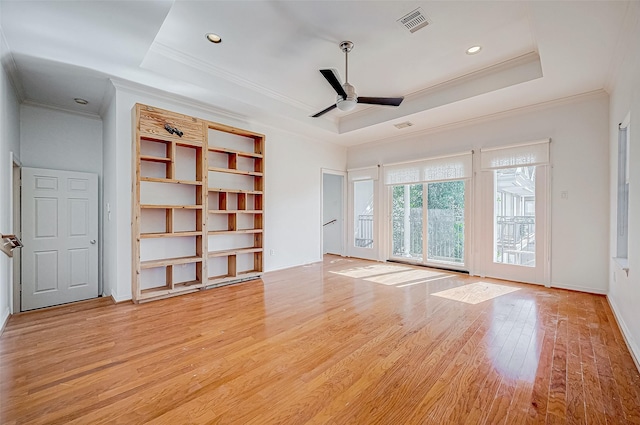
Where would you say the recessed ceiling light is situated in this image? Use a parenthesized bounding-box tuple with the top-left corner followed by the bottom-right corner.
(205, 33, 222, 44)
(74, 98, 89, 105)
(466, 45, 482, 55)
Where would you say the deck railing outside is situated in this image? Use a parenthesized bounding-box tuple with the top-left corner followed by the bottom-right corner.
(495, 215, 535, 266)
(391, 208, 464, 264)
(355, 214, 374, 247)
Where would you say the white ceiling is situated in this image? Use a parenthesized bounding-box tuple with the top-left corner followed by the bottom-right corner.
(0, 1, 630, 146)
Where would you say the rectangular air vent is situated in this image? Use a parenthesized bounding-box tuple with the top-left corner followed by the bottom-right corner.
(394, 121, 414, 129)
(397, 8, 430, 34)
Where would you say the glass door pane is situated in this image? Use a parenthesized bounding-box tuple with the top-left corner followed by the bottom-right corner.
(353, 180, 374, 249)
(391, 184, 423, 260)
(426, 181, 465, 264)
(494, 167, 536, 266)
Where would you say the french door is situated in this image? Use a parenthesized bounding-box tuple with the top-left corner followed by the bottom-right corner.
(390, 180, 468, 270)
(480, 141, 550, 285)
(348, 166, 379, 260)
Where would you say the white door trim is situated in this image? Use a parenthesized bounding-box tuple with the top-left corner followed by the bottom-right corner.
(10, 152, 21, 314)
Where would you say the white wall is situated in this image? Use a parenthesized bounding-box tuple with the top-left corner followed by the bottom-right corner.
(102, 82, 346, 301)
(101, 84, 116, 298)
(0, 26, 21, 329)
(607, 1, 640, 366)
(348, 92, 610, 294)
(20, 104, 103, 175)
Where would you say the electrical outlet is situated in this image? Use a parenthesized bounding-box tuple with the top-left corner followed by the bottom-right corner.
(270, 249, 275, 256)
(561, 191, 569, 200)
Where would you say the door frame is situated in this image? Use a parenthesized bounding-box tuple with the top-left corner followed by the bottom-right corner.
(479, 164, 551, 286)
(320, 168, 347, 257)
(10, 152, 21, 314)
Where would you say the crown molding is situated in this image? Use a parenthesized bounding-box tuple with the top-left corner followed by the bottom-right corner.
(340, 51, 543, 133)
(149, 42, 314, 111)
(348, 89, 608, 150)
(0, 26, 25, 102)
(21, 99, 102, 120)
(109, 78, 249, 123)
(109, 78, 344, 149)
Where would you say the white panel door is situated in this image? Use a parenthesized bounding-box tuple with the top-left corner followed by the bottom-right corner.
(480, 165, 550, 285)
(322, 172, 345, 256)
(21, 167, 98, 310)
(348, 179, 378, 260)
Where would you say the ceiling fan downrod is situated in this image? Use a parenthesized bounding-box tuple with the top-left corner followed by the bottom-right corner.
(340, 40, 353, 85)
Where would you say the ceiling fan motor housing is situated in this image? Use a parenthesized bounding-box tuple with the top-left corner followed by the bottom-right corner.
(339, 83, 357, 102)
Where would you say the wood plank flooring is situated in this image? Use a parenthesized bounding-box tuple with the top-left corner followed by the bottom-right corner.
(1, 255, 639, 424)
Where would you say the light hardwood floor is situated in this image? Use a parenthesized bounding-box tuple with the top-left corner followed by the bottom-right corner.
(1, 255, 639, 424)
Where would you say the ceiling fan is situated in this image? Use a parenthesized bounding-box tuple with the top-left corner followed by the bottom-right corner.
(311, 41, 404, 118)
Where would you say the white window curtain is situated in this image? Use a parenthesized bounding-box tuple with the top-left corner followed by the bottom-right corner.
(383, 152, 473, 185)
(480, 139, 550, 170)
(348, 166, 379, 182)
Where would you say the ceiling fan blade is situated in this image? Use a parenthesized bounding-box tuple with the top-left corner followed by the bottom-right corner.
(310, 103, 337, 118)
(320, 69, 347, 99)
(358, 96, 404, 107)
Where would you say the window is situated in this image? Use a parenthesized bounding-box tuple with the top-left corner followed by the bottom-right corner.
(353, 180, 374, 248)
(493, 167, 536, 267)
(616, 116, 630, 260)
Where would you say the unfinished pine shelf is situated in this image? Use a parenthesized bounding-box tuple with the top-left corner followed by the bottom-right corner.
(206, 121, 264, 288)
(132, 103, 265, 303)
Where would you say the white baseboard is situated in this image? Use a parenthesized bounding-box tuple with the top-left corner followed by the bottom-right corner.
(550, 281, 608, 295)
(607, 296, 640, 373)
(0, 307, 10, 337)
(110, 294, 132, 304)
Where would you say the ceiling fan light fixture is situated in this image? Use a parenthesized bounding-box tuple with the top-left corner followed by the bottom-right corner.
(336, 98, 357, 112)
(466, 45, 482, 55)
(205, 33, 222, 44)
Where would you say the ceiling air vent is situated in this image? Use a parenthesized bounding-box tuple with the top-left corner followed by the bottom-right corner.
(397, 8, 430, 34)
(394, 121, 414, 129)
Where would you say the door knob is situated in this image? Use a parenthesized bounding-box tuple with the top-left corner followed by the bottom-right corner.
(90, 240, 96, 244)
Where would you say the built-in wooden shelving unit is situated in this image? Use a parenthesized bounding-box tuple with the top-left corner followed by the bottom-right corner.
(132, 104, 265, 303)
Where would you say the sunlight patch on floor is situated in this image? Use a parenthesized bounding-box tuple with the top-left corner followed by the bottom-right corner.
(329, 264, 453, 287)
(364, 269, 448, 286)
(329, 264, 417, 279)
(431, 281, 520, 304)
(395, 274, 454, 288)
